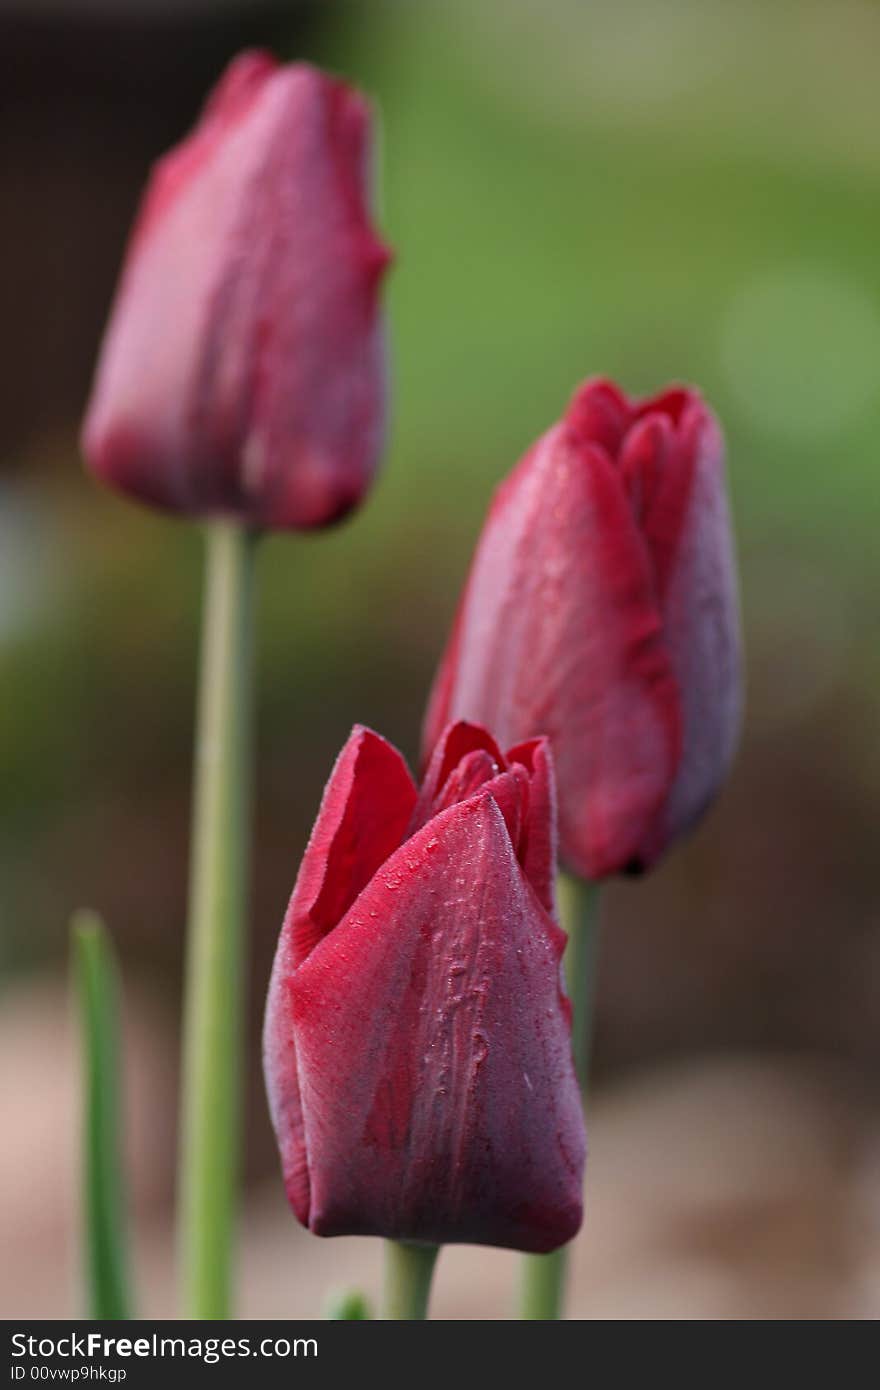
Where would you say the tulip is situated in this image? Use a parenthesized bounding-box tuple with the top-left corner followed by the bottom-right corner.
(423, 377, 742, 881)
(82, 50, 390, 530)
(78, 50, 393, 1318)
(264, 721, 585, 1257)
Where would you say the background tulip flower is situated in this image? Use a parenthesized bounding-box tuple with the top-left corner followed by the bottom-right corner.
(78, 50, 393, 1318)
(264, 721, 585, 1257)
(82, 50, 390, 530)
(423, 377, 742, 881)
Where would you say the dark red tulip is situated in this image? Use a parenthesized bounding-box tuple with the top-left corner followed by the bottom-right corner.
(423, 378, 742, 880)
(82, 51, 390, 530)
(264, 721, 585, 1253)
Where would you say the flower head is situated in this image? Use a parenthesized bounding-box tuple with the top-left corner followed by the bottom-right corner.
(264, 721, 585, 1253)
(82, 51, 391, 530)
(423, 378, 742, 878)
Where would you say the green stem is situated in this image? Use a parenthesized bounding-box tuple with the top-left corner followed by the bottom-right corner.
(518, 872, 600, 1320)
(177, 521, 256, 1320)
(381, 1242, 440, 1320)
(73, 911, 132, 1320)
(518, 1232, 567, 1322)
(559, 872, 602, 1086)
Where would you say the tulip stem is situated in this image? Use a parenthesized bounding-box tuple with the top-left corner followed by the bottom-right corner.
(559, 872, 602, 1087)
(381, 1242, 440, 1320)
(518, 872, 601, 1319)
(177, 520, 256, 1320)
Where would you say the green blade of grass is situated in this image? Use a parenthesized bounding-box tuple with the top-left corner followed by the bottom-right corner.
(72, 910, 132, 1320)
(324, 1288, 372, 1320)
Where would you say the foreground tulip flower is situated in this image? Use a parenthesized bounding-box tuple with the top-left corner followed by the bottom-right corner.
(423, 377, 742, 880)
(82, 50, 390, 530)
(264, 721, 585, 1254)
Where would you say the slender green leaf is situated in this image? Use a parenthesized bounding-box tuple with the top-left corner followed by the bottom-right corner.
(324, 1288, 372, 1320)
(72, 910, 132, 1320)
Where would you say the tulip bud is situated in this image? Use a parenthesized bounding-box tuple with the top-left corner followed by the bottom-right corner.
(82, 51, 391, 530)
(423, 378, 742, 879)
(264, 721, 585, 1253)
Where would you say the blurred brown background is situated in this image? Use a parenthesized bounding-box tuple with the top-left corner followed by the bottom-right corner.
(1, 0, 878, 1319)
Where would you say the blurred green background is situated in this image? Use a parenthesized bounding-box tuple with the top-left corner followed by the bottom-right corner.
(2, 0, 879, 1318)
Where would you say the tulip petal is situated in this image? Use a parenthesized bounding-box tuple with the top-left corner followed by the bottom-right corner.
(617, 411, 676, 536)
(285, 725, 417, 969)
(565, 376, 631, 456)
(247, 68, 390, 528)
(287, 793, 584, 1252)
(635, 383, 692, 427)
(411, 719, 505, 832)
(475, 765, 530, 863)
(424, 425, 681, 878)
(506, 737, 557, 914)
(263, 725, 416, 1224)
(83, 56, 281, 513)
(646, 404, 742, 844)
(408, 748, 498, 836)
(263, 938, 311, 1223)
